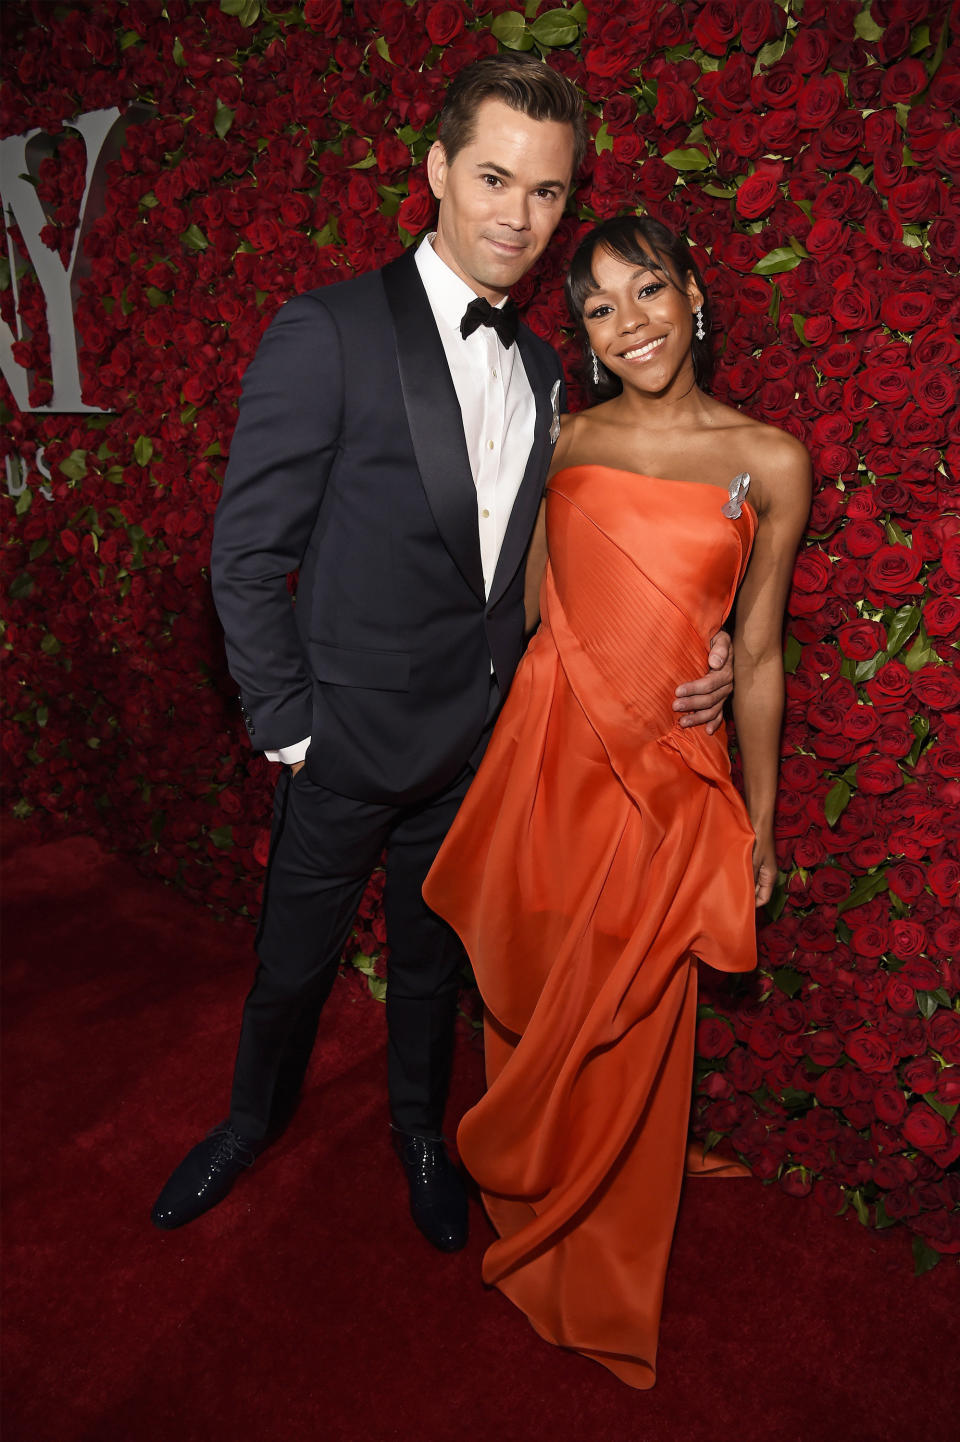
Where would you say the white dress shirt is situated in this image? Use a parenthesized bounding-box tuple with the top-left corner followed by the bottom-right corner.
(266, 236, 535, 764)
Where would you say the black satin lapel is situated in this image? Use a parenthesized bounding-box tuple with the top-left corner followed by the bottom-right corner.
(488, 327, 558, 607)
(381, 251, 485, 603)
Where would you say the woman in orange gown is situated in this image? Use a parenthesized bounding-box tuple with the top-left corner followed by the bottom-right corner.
(424, 217, 811, 1387)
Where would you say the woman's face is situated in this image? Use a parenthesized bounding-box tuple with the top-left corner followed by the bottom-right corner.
(581, 242, 703, 397)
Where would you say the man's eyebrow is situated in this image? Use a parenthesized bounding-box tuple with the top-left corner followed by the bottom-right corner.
(473, 161, 566, 189)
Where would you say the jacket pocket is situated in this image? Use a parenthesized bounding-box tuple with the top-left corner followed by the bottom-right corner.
(308, 640, 411, 692)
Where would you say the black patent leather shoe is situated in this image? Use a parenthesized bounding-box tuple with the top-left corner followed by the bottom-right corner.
(392, 1130, 468, 1252)
(151, 1122, 258, 1230)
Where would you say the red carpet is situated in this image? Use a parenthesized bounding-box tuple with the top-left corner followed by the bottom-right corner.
(2, 821, 956, 1442)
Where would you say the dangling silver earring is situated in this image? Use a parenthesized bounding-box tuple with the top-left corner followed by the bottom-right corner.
(591, 349, 600, 385)
(694, 306, 706, 342)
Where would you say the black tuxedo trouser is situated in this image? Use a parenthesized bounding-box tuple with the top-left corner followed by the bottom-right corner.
(228, 686, 499, 1143)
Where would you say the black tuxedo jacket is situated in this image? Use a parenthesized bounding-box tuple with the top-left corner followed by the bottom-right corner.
(210, 247, 564, 804)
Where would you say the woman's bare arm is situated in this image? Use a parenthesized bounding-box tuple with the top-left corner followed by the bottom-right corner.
(732, 436, 812, 904)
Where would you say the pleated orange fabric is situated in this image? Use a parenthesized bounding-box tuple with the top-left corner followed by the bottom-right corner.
(424, 466, 758, 1388)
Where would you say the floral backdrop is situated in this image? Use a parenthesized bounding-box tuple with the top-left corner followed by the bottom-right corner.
(2, 0, 958, 1266)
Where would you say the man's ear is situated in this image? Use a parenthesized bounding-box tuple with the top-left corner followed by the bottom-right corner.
(426, 140, 447, 201)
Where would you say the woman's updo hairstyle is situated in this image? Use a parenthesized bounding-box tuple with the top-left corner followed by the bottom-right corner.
(565, 215, 713, 400)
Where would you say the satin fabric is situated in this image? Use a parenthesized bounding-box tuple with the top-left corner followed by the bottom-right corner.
(424, 466, 758, 1388)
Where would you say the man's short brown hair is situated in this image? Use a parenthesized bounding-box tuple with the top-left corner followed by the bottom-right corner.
(437, 53, 587, 181)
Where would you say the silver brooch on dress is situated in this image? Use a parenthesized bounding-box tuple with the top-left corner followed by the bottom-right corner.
(721, 472, 751, 519)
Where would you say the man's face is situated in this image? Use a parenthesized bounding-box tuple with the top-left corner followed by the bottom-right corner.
(427, 98, 575, 304)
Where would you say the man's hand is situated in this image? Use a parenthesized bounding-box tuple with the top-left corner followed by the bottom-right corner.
(672, 629, 733, 735)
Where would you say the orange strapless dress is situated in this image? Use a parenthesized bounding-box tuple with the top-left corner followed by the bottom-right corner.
(423, 466, 758, 1388)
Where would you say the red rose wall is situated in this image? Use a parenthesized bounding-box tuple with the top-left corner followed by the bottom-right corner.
(1, 0, 958, 1265)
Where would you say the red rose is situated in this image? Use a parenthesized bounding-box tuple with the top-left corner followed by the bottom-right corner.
(927, 1012, 960, 1064)
(796, 73, 844, 130)
(696, 1016, 736, 1058)
(912, 666, 960, 711)
(835, 619, 885, 658)
(805, 1030, 843, 1067)
(865, 660, 913, 711)
(735, 165, 783, 220)
(880, 58, 928, 106)
(425, 1, 465, 46)
(856, 757, 903, 795)
(901, 1103, 949, 1156)
(928, 860, 960, 905)
(874, 1086, 908, 1126)
(912, 365, 955, 417)
(692, 0, 741, 55)
(901, 1057, 939, 1094)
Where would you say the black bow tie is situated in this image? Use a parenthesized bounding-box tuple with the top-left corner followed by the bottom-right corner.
(460, 296, 518, 347)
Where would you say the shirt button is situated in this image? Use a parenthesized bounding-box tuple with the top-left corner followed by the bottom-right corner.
(481, 508, 490, 519)
(487, 440, 494, 450)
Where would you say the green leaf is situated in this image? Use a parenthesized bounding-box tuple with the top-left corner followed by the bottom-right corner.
(133, 436, 154, 467)
(910, 24, 931, 54)
(209, 825, 234, 849)
(0, 254, 11, 290)
(915, 991, 940, 1020)
(220, 0, 261, 24)
(594, 123, 614, 155)
(530, 9, 581, 47)
(854, 8, 883, 43)
(40, 632, 61, 655)
(214, 100, 235, 140)
(375, 35, 391, 63)
(753, 35, 789, 73)
(824, 779, 852, 827)
(491, 11, 533, 49)
(874, 1198, 898, 1230)
(14, 487, 32, 516)
(753, 247, 804, 275)
(904, 630, 935, 673)
(851, 1189, 870, 1226)
(772, 967, 804, 998)
(885, 603, 921, 657)
(792, 313, 810, 346)
(59, 449, 87, 482)
(145, 286, 169, 308)
(837, 869, 888, 915)
(702, 1131, 724, 1156)
(36, 705, 48, 728)
(29, 538, 49, 560)
(119, 30, 141, 50)
(911, 1235, 941, 1275)
(768, 282, 781, 327)
(783, 633, 802, 674)
(853, 650, 888, 683)
(8, 572, 34, 600)
(663, 147, 710, 171)
(172, 35, 185, 66)
(884, 518, 911, 546)
(366, 975, 387, 1003)
(180, 223, 209, 251)
(702, 183, 737, 198)
(923, 1092, 959, 1123)
(905, 714, 930, 768)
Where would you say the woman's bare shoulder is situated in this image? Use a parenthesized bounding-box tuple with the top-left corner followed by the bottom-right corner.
(551, 402, 620, 474)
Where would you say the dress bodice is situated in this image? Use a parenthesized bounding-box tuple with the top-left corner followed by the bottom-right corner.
(546, 466, 756, 648)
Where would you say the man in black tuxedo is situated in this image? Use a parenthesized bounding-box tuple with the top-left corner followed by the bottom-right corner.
(152, 55, 733, 1248)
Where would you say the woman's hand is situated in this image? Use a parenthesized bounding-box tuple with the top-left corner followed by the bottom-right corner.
(752, 827, 777, 907)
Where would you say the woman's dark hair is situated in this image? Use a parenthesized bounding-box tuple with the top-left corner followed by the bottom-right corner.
(438, 53, 587, 179)
(564, 215, 713, 399)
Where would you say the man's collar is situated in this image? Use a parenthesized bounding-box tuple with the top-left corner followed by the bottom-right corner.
(415, 234, 510, 330)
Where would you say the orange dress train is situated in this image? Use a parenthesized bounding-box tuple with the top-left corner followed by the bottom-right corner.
(423, 466, 758, 1388)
